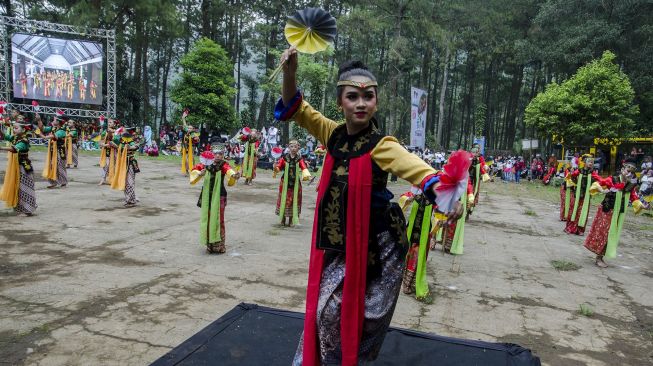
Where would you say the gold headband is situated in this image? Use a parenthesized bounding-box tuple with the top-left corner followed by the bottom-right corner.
(337, 80, 378, 89)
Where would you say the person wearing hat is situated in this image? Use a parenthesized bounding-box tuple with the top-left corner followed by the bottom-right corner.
(467, 143, 489, 217)
(584, 159, 641, 267)
(190, 148, 241, 253)
(439, 166, 474, 255)
(240, 127, 261, 185)
(400, 185, 440, 301)
(0, 119, 37, 215)
(564, 154, 596, 235)
(65, 119, 79, 168)
(180, 111, 199, 176)
(273, 139, 311, 227)
(98, 118, 117, 185)
(1, 109, 20, 137)
(276, 49, 465, 366)
(37, 115, 68, 189)
(559, 166, 572, 221)
(110, 126, 141, 206)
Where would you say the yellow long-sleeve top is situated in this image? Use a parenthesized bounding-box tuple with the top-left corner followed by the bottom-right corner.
(286, 99, 439, 190)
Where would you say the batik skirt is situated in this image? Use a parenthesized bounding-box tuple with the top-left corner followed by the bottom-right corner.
(565, 196, 586, 235)
(49, 154, 67, 186)
(124, 165, 137, 204)
(72, 143, 79, 167)
(15, 166, 37, 215)
(584, 206, 612, 256)
(292, 230, 405, 365)
(275, 181, 302, 218)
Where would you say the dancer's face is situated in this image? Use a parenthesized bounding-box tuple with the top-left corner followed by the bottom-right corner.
(289, 144, 299, 155)
(339, 76, 377, 131)
(13, 124, 24, 134)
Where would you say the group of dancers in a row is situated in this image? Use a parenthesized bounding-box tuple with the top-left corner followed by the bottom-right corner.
(4, 47, 645, 365)
(559, 154, 644, 268)
(16, 70, 97, 101)
(183, 117, 312, 253)
(0, 110, 141, 217)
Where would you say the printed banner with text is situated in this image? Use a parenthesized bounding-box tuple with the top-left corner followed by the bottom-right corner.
(410, 87, 427, 149)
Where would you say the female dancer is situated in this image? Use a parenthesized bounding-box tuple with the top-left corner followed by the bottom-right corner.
(584, 160, 639, 267)
(273, 139, 310, 226)
(190, 149, 240, 253)
(0, 118, 37, 215)
(276, 47, 464, 366)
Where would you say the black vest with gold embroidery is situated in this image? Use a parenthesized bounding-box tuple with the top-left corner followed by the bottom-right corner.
(283, 153, 300, 188)
(12, 134, 33, 173)
(196, 161, 228, 207)
(601, 175, 636, 213)
(317, 123, 408, 275)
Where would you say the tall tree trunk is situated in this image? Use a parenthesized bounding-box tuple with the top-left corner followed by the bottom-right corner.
(201, 0, 212, 37)
(257, 9, 281, 133)
(445, 69, 459, 150)
(235, 11, 242, 115)
(160, 42, 173, 126)
(184, 0, 192, 54)
(141, 33, 150, 126)
(464, 57, 475, 148)
(482, 59, 494, 148)
(436, 45, 451, 149)
(154, 48, 161, 132)
(503, 64, 524, 149)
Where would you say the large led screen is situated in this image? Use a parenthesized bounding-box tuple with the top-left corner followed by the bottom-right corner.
(11, 33, 103, 105)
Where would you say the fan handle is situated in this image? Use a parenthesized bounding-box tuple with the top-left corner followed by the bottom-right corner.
(267, 59, 286, 83)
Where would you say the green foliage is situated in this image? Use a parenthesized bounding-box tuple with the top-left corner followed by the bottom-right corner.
(171, 37, 236, 132)
(523, 209, 537, 217)
(525, 51, 638, 146)
(297, 52, 332, 108)
(578, 303, 594, 317)
(550, 260, 581, 271)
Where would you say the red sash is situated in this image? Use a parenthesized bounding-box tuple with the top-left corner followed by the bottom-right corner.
(303, 152, 373, 366)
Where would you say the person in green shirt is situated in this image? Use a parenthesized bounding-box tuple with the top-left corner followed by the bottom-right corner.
(66, 120, 79, 168)
(37, 115, 68, 188)
(0, 118, 37, 215)
(109, 127, 141, 206)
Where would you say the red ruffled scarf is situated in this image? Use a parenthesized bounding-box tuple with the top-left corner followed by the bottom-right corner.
(303, 152, 373, 366)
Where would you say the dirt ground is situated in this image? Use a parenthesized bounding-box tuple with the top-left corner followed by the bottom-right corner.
(1, 151, 652, 366)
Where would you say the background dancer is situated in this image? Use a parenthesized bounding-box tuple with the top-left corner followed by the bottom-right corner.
(38, 115, 68, 189)
(190, 149, 240, 254)
(273, 140, 311, 227)
(565, 154, 595, 235)
(241, 128, 260, 185)
(1, 118, 37, 216)
(584, 160, 640, 267)
(110, 127, 140, 206)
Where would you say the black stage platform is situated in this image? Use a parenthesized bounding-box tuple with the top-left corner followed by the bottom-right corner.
(152, 303, 541, 366)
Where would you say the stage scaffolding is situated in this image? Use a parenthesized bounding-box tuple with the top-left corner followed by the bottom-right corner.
(0, 16, 116, 119)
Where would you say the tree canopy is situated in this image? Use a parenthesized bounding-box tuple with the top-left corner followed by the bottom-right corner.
(3, 0, 652, 148)
(170, 37, 236, 131)
(525, 51, 638, 147)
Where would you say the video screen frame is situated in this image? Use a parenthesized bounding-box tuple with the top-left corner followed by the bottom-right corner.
(10, 32, 104, 106)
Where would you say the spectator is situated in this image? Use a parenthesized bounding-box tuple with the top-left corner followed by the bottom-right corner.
(514, 157, 525, 183)
(267, 125, 279, 148)
(641, 156, 652, 171)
